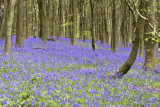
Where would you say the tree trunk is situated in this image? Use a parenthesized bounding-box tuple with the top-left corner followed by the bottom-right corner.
(25, 0, 29, 38)
(4, 0, 16, 55)
(83, 0, 86, 42)
(38, 0, 47, 44)
(90, 0, 97, 51)
(33, 0, 37, 37)
(126, 10, 131, 47)
(139, 2, 145, 58)
(111, 0, 118, 52)
(71, 0, 77, 45)
(0, 0, 7, 40)
(156, 0, 160, 51)
(16, 0, 24, 48)
(0, 0, 4, 29)
(79, 0, 83, 40)
(144, 0, 157, 72)
(107, 0, 144, 79)
(101, 6, 105, 44)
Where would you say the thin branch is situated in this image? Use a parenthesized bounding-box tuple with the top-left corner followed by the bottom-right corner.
(126, 0, 160, 37)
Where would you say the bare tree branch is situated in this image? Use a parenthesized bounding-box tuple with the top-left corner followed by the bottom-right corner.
(126, 0, 160, 37)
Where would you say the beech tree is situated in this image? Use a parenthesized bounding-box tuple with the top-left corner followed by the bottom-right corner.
(108, 0, 145, 78)
(144, 0, 158, 72)
(90, 0, 97, 50)
(37, 0, 47, 44)
(71, 0, 77, 45)
(15, 0, 24, 48)
(4, 0, 16, 55)
(0, 0, 7, 40)
(0, 0, 4, 29)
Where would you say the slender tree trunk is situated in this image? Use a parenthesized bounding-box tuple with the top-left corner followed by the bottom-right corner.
(138, 1, 145, 58)
(33, 0, 37, 37)
(25, 0, 29, 38)
(121, 1, 127, 47)
(0, 0, 7, 40)
(126, 11, 131, 47)
(0, 0, 4, 29)
(107, 0, 144, 79)
(47, 0, 52, 36)
(101, 6, 105, 44)
(111, 0, 118, 52)
(90, 0, 97, 50)
(71, 0, 77, 45)
(157, 0, 160, 50)
(4, 0, 16, 55)
(144, 0, 157, 72)
(83, 0, 86, 42)
(105, 1, 110, 45)
(79, 0, 83, 40)
(59, 0, 65, 38)
(38, 0, 47, 44)
(16, 0, 24, 48)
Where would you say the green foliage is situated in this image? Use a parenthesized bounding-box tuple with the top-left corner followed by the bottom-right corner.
(145, 38, 148, 41)
(152, 1, 158, 7)
(147, 7, 151, 12)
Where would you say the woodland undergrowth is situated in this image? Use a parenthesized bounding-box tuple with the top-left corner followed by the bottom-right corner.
(0, 36, 159, 106)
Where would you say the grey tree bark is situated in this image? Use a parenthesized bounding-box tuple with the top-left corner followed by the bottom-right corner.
(4, 0, 16, 55)
(90, 0, 97, 50)
(144, 0, 158, 72)
(37, 0, 47, 44)
(71, 0, 77, 45)
(15, 0, 24, 48)
(0, 0, 7, 40)
(111, 0, 118, 52)
(0, 0, 4, 29)
(107, 0, 144, 79)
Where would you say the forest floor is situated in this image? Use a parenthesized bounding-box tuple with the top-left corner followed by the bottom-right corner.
(0, 36, 160, 106)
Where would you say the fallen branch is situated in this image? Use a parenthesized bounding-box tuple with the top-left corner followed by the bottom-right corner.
(32, 48, 48, 51)
(47, 38, 56, 41)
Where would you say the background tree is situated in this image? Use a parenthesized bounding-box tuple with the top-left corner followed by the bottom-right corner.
(90, 0, 97, 50)
(58, 0, 65, 39)
(111, 0, 118, 52)
(4, 0, 16, 55)
(71, 0, 77, 45)
(108, 0, 145, 78)
(144, 0, 158, 72)
(0, 0, 4, 29)
(37, 0, 47, 44)
(15, 0, 24, 48)
(0, 0, 8, 40)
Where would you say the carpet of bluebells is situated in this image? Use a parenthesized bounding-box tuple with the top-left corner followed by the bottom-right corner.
(0, 35, 160, 107)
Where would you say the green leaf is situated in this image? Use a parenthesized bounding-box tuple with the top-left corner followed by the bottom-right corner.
(152, 38, 155, 41)
(145, 38, 148, 41)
